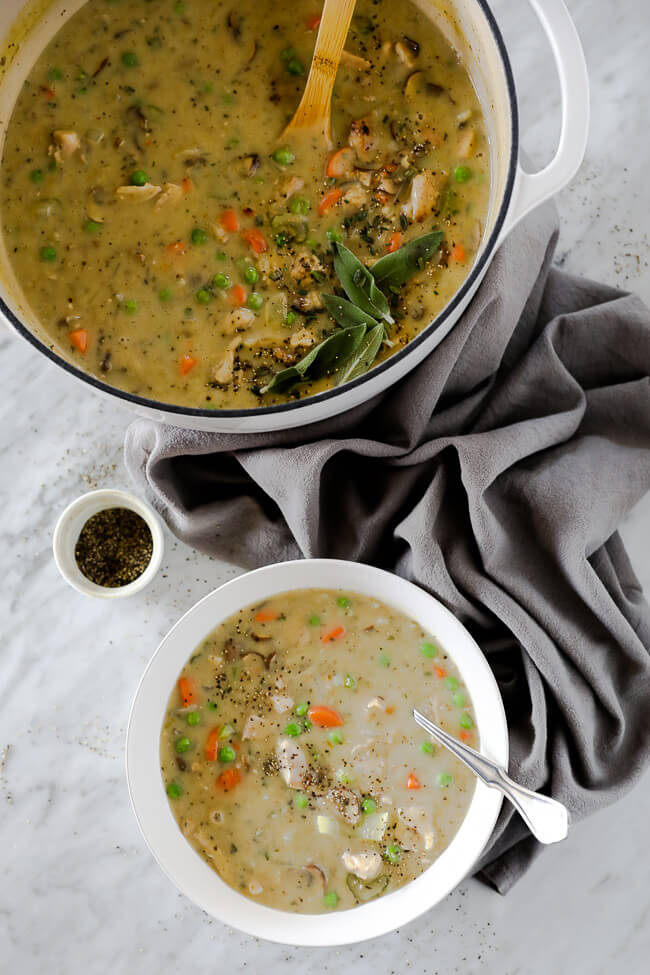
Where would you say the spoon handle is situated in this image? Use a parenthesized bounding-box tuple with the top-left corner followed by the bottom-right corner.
(413, 708, 569, 845)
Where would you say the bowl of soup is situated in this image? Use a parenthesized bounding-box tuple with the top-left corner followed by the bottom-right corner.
(126, 559, 508, 944)
(0, 0, 587, 431)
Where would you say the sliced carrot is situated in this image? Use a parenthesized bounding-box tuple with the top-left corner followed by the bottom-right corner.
(254, 609, 280, 623)
(217, 767, 242, 791)
(406, 772, 422, 790)
(307, 705, 343, 728)
(306, 13, 322, 30)
(205, 727, 219, 762)
(182, 177, 191, 195)
(242, 228, 267, 254)
(229, 284, 247, 306)
(220, 208, 239, 232)
(165, 240, 186, 257)
(385, 706, 395, 715)
(318, 187, 343, 216)
(179, 354, 198, 375)
(386, 231, 402, 253)
(326, 146, 355, 179)
(450, 242, 466, 263)
(178, 676, 196, 708)
(321, 625, 345, 643)
(68, 328, 88, 354)
(434, 665, 447, 679)
(460, 730, 472, 742)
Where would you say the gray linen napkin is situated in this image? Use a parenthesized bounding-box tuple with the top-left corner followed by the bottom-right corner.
(125, 201, 650, 893)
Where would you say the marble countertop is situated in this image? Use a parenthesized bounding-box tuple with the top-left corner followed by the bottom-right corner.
(1, 0, 649, 972)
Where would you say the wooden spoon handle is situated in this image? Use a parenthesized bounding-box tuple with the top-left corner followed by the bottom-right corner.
(284, 0, 357, 142)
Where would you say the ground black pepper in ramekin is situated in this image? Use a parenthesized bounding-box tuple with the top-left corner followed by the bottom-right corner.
(74, 507, 153, 587)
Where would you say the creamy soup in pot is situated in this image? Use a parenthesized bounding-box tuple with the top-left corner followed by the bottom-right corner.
(160, 588, 477, 912)
(1, 0, 489, 409)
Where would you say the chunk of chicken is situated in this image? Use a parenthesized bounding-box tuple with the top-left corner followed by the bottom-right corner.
(155, 182, 184, 208)
(277, 737, 309, 789)
(50, 130, 81, 163)
(457, 128, 475, 158)
(289, 249, 324, 286)
(115, 183, 162, 203)
(342, 849, 383, 881)
(272, 694, 294, 714)
(242, 714, 265, 740)
(397, 805, 436, 851)
(401, 171, 442, 222)
(327, 786, 362, 825)
(223, 307, 255, 333)
(349, 118, 379, 163)
(289, 328, 317, 349)
(341, 182, 368, 208)
(211, 347, 235, 386)
(276, 176, 305, 202)
(292, 291, 323, 313)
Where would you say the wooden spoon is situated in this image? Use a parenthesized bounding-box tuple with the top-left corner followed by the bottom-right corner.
(282, 0, 357, 148)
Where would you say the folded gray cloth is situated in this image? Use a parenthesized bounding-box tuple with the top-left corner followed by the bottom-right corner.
(125, 201, 650, 893)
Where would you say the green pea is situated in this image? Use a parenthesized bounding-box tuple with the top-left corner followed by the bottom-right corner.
(445, 676, 459, 691)
(460, 712, 474, 730)
(361, 796, 377, 814)
(213, 272, 231, 289)
(384, 843, 402, 864)
(124, 300, 138, 315)
(308, 614, 320, 626)
(287, 58, 304, 76)
(130, 169, 148, 186)
(243, 266, 258, 284)
(159, 287, 173, 302)
(437, 772, 453, 787)
(323, 891, 339, 909)
(83, 219, 102, 234)
(285, 722, 301, 737)
(191, 227, 208, 245)
(377, 652, 391, 668)
(121, 51, 139, 68)
(48, 67, 63, 82)
(166, 783, 182, 799)
(186, 711, 201, 726)
(40, 245, 57, 262)
(420, 641, 437, 658)
(336, 596, 350, 608)
(454, 165, 472, 183)
(196, 288, 212, 304)
(247, 292, 263, 311)
(328, 729, 343, 745)
(272, 147, 295, 166)
(30, 169, 44, 184)
(295, 701, 309, 716)
(344, 674, 356, 689)
(452, 691, 466, 708)
(218, 745, 236, 763)
(294, 794, 309, 809)
(420, 741, 435, 755)
(175, 736, 191, 754)
(289, 196, 311, 215)
(327, 229, 342, 244)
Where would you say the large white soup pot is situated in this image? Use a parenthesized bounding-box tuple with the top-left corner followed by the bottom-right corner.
(0, 0, 588, 431)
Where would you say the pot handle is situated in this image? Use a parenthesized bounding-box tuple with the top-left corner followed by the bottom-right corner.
(499, 0, 589, 242)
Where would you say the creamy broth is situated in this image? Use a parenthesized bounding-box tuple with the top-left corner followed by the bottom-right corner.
(1, 0, 489, 408)
(160, 588, 477, 913)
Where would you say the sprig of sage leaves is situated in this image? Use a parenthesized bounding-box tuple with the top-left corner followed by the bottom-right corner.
(262, 230, 443, 395)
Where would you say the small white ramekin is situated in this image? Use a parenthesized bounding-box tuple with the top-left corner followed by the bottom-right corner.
(126, 559, 508, 945)
(52, 488, 164, 598)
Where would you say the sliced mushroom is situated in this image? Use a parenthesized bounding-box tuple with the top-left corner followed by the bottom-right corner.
(457, 127, 475, 158)
(227, 9, 243, 39)
(395, 40, 418, 69)
(155, 182, 183, 208)
(327, 786, 362, 825)
(342, 849, 383, 881)
(348, 118, 379, 163)
(115, 183, 162, 202)
(240, 153, 260, 177)
(303, 863, 327, 888)
(341, 50, 371, 71)
(277, 737, 309, 789)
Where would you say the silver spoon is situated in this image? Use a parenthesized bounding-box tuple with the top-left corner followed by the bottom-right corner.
(413, 708, 569, 845)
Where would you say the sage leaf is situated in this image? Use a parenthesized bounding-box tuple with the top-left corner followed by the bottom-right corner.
(333, 242, 394, 325)
(370, 230, 444, 290)
(336, 323, 385, 385)
(321, 293, 381, 330)
(261, 325, 367, 394)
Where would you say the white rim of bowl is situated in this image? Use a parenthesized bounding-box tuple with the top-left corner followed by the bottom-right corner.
(126, 559, 509, 945)
(52, 488, 164, 598)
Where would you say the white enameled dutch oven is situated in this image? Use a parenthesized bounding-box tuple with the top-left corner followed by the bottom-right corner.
(0, 0, 589, 432)
(126, 559, 509, 945)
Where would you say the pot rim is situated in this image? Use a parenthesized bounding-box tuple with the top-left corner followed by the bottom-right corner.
(0, 0, 518, 420)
